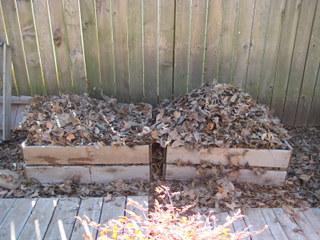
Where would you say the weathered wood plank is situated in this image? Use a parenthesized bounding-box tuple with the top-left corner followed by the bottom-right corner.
(0, 199, 37, 239)
(70, 198, 103, 240)
(112, 0, 130, 102)
(166, 146, 291, 169)
(80, 0, 101, 97)
(126, 196, 148, 219)
(308, 66, 320, 126)
(218, 0, 237, 83)
(301, 208, 320, 236)
(166, 165, 287, 186)
(159, 0, 174, 100)
(33, 0, 59, 95)
(260, 208, 289, 240)
(258, 0, 286, 106)
(245, 0, 271, 99)
(91, 165, 149, 183)
(230, 210, 250, 240)
(127, 0, 144, 102)
(143, 0, 158, 104)
(0, 96, 32, 105)
(272, 208, 306, 240)
(271, 0, 302, 119)
(16, 0, 45, 95)
(23, 144, 150, 165)
(215, 212, 234, 232)
(203, 0, 222, 84)
(173, 0, 191, 96)
(2, 43, 11, 140)
(282, 0, 318, 125)
(99, 196, 126, 224)
(48, 0, 73, 93)
(0, 199, 16, 226)
(18, 198, 58, 240)
(43, 198, 80, 240)
(188, 0, 207, 89)
(244, 208, 274, 240)
(291, 209, 320, 240)
(295, 2, 320, 126)
(63, 0, 87, 93)
(1, 1, 30, 95)
(232, 0, 254, 88)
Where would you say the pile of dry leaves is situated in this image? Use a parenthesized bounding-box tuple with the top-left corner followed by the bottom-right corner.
(153, 83, 289, 149)
(21, 95, 153, 146)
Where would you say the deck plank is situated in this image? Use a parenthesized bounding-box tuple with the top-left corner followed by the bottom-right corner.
(244, 208, 274, 240)
(301, 208, 320, 236)
(70, 198, 103, 240)
(125, 196, 148, 219)
(215, 212, 234, 232)
(0, 199, 37, 239)
(230, 210, 250, 240)
(260, 208, 289, 240)
(18, 198, 58, 240)
(43, 198, 80, 240)
(291, 209, 320, 240)
(272, 208, 306, 240)
(99, 196, 126, 224)
(0, 199, 16, 225)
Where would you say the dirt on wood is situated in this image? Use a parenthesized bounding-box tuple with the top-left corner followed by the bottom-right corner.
(0, 127, 319, 211)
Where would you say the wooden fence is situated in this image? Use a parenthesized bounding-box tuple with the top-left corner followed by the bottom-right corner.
(0, 0, 319, 126)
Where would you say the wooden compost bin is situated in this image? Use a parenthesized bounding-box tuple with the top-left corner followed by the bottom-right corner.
(22, 142, 150, 184)
(165, 142, 292, 186)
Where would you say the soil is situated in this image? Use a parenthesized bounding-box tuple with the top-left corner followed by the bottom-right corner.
(0, 127, 319, 211)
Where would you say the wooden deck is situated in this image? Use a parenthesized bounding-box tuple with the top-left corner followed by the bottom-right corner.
(0, 196, 319, 240)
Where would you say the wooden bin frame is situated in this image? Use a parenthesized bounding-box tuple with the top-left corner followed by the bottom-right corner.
(22, 141, 151, 184)
(165, 141, 292, 186)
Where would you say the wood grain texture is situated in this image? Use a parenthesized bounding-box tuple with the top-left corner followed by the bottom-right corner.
(166, 145, 291, 169)
(173, 0, 191, 96)
(1, 1, 30, 95)
(260, 208, 289, 240)
(96, 0, 116, 97)
(80, 0, 101, 97)
(282, 0, 318, 125)
(99, 197, 126, 224)
(0, 199, 16, 226)
(2, 44, 11, 140)
(33, 0, 59, 94)
(23, 143, 150, 165)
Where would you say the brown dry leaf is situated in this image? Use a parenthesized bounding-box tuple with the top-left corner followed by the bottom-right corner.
(66, 133, 76, 142)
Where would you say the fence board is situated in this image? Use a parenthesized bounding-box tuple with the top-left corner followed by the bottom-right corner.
(96, 0, 115, 97)
(48, 0, 73, 93)
(258, 0, 286, 106)
(232, 0, 254, 88)
(128, 0, 144, 102)
(203, 0, 222, 84)
(245, 0, 271, 98)
(80, 0, 101, 97)
(271, 0, 302, 119)
(218, 0, 238, 83)
(1, 1, 29, 95)
(283, 0, 318, 125)
(296, 2, 320, 126)
(63, 0, 87, 93)
(33, 0, 59, 95)
(143, 0, 158, 104)
(173, 0, 190, 96)
(309, 65, 320, 126)
(159, 0, 174, 100)
(16, 0, 44, 95)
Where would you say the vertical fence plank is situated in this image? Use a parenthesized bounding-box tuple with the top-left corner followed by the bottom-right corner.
(80, 0, 101, 97)
(245, 0, 271, 99)
(258, 0, 286, 106)
(296, 2, 320, 126)
(112, 0, 130, 102)
(128, 0, 143, 102)
(173, 0, 190, 96)
(2, 1, 30, 95)
(308, 65, 320, 126)
(159, 0, 174, 100)
(282, 0, 317, 125)
(16, 0, 45, 95)
(188, 0, 207, 89)
(271, 0, 302, 120)
(203, 0, 222, 84)
(48, 0, 73, 93)
(96, 0, 115, 97)
(232, 0, 254, 88)
(33, 0, 59, 95)
(63, 0, 87, 93)
(218, 0, 238, 83)
(143, 0, 158, 104)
